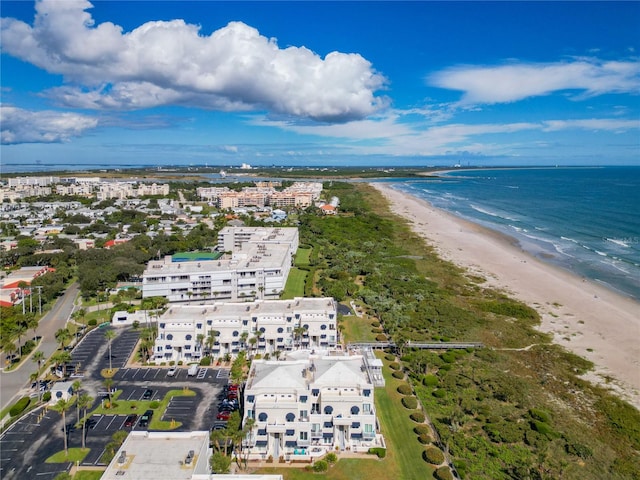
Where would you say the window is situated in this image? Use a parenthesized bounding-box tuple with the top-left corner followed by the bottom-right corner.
(186, 335, 192, 340)
(286, 412, 295, 422)
(324, 405, 333, 414)
(363, 403, 371, 413)
(196, 323, 202, 329)
(320, 324, 327, 330)
(363, 389, 371, 397)
(299, 410, 308, 418)
(258, 412, 268, 421)
(299, 431, 308, 440)
(311, 423, 320, 433)
(246, 410, 253, 419)
(299, 395, 307, 403)
(364, 424, 374, 433)
(167, 334, 173, 340)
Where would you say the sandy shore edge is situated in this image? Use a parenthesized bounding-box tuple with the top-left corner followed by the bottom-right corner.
(371, 182, 640, 409)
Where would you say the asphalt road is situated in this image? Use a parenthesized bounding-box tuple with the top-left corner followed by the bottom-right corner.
(0, 283, 80, 412)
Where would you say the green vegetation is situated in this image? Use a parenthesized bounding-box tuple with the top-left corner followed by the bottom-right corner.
(45, 448, 89, 463)
(90, 389, 195, 430)
(339, 316, 378, 343)
(72, 472, 104, 480)
(282, 267, 308, 299)
(294, 181, 640, 479)
(9, 396, 30, 417)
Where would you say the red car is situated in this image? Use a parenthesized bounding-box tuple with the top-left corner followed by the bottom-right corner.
(216, 411, 231, 421)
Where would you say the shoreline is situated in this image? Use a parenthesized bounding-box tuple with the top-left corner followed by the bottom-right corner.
(371, 182, 640, 409)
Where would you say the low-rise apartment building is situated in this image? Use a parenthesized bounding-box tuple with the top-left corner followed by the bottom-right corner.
(242, 354, 384, 460)
(153, 297, 337, 363)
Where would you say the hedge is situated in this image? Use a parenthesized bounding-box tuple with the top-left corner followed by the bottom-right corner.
(418, 433, 432, 444)
(392, 370, 404, 379)
(199, 357, 211, 366)
(385, 354, 395, 361)
(414, 425, 431, 435)
(397, 384, 412, 395)
(410, 411, 426, 423)
(435, 466, 454, 480)
(388, 362, 401, 371)
(423, 374, 439, 387)
(423, 446, 445, 465)
(371, 321, 381, 328)
(402, 396, 418, 409)
(433, 389, 446, 398)
(368, 447, 386, 458)
(9, 396, 30, 417)
(376, 334, 387, 341)
(313, 460, 328, 472)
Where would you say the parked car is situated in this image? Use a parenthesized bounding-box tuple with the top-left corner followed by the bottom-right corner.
(167, 366, 177, 377)
(139, 409, 153, 427)
(216, 411, 231, 421)
(124, 414, 138, 427)
(142, 388, 153, 400)
(187, 364, 198, 376)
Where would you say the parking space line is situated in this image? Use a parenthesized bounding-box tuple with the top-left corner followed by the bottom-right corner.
(153, 369, 160, 379)
(105, 415, 118, 429)
(131, 369, 140, 378)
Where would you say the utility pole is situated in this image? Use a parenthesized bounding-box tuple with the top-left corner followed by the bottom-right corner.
(29, 287, 33, 313)
(35, 286, 43, 314)
(21, 287, 26, 315)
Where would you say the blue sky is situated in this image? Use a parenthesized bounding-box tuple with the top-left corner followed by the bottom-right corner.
(1, 1, 639, 171)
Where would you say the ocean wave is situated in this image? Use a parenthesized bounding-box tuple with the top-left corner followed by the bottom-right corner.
(606, 237, 630, 248)
(469, 204, 518, 222)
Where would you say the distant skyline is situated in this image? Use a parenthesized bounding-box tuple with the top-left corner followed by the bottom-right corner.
(1, 1, 639, 171)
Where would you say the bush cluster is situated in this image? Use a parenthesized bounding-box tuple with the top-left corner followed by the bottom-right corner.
(435, 466, 454, 480)
(423, 374, 439, 387)
(371, 321, 381, 328)
(325, 452, 337, 464)
(9, 397, 30, 417)
(414, 425, 431, 435)
(199, 357, 211, 366)
(410, 411, 426, 423)
(385, 354, 395, 361)
(375, 334, 387, 341)
(432, 389, 446, 398)
(312, 460, 328, 472)
(388, 362, 401, 371)
(402, 396, 418, 409)
(397, 384, 412, 395)
(418, 433, 432, 444)
(392, 370, 404, 379)
(368, 447, 386, 458)
(423, 446, 445, 465)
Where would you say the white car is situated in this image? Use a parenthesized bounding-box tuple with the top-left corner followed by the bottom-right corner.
(167, 366, 177, 377)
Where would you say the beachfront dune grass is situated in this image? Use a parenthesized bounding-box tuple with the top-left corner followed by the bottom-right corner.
(294, 181, 640, 479)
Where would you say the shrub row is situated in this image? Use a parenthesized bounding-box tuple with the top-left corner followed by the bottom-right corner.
(376, 334, 387, 341)
(392, 370, 404, 379)
(423, 446, 445, 465)
(397, 384, 412, 395)
(435, 466, 454, 480)
(414, 424, 431, 436)
(410, 411, 426, 423)
(388, 362, 401, 371)
(402, 396, 418, 409)
(9, 396, 30, 417)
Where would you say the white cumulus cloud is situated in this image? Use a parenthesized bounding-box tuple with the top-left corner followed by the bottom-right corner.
(0, 0, 387, 122)
(0, 105, 98, 144)
(428, 58, 640, 104)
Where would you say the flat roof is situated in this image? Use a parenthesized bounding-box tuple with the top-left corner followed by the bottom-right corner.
(172, 251, 223, 262)
(101, 431, 210, 480)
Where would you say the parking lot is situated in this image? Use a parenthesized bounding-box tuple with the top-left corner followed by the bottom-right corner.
(1, 325, 236, 478)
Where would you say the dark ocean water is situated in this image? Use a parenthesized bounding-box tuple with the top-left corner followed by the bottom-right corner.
(380, 167, 640, 301)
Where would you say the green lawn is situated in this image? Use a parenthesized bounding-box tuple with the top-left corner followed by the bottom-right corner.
(339, 315, 378, 343)
(89, 389, 195, 430)
(45, 448, 89, 463)
(375, 352, 435, 480)
(258, 456, 392, 480)
(294, 247, 312, 266)
(73, 471, 104, 480)
(282, 268, 307, 299)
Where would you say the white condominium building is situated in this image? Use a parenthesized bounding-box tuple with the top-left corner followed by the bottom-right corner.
(152, 297, 337, 363)
(243, 354, 383, 460)
(142, 227, 298, 302)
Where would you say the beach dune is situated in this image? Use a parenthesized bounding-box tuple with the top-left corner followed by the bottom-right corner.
(372, 182, 640, 409)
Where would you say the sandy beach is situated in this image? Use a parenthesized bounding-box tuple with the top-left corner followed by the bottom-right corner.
(372, 182, 640, 409)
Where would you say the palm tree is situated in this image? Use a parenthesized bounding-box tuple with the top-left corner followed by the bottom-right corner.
(103, 378, 114, 406)
(77, 393, 93, 449)
(72, 380, 82, 427)
(196, 333, 205, 359)
(55, 328, 72, 350)
(52, 398, 73, 456)
(239, 331, 249, 351)
(242, 417, 256, 469)
(51, 351, 72, 376)
(32, 350, 44, 373)
(104, 329, 116, 373)
(293, 326, 306, 349)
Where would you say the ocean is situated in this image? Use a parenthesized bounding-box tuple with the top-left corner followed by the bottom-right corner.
(381, 167, 640, 301)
